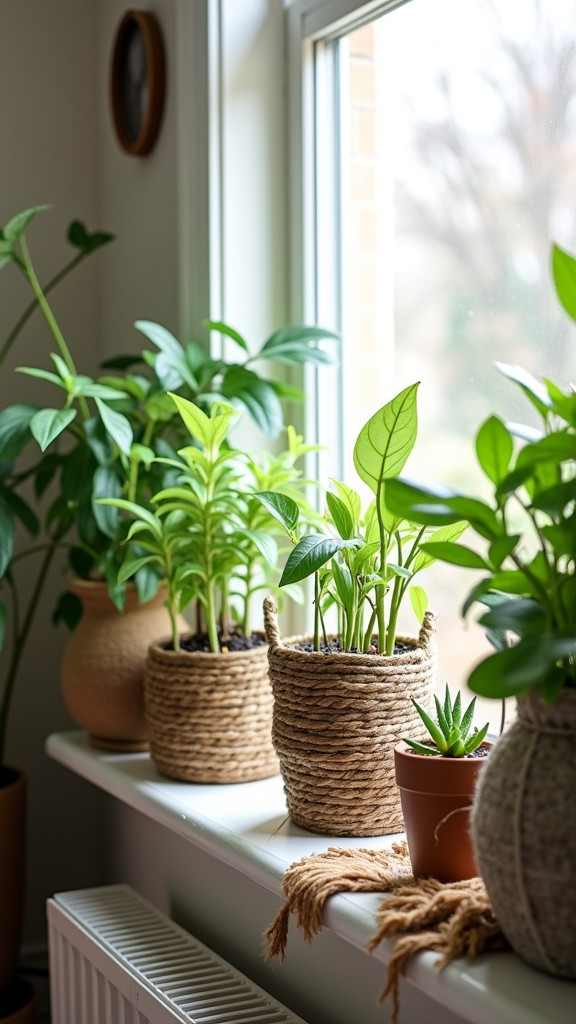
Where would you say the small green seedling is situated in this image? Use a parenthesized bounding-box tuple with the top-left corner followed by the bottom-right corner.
(403, 685, 489, 757)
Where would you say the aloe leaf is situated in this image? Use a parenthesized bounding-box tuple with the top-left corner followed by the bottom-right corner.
(402, 738, 439, 755)
(460, 695, 477, 739)
(411, 697, 447, 752)
(353, 382, 419, 496)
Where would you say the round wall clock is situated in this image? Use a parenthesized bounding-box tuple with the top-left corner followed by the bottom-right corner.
(110, 10, 166, 156)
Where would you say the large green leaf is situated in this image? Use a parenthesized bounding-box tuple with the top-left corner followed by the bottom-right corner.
(279, 534, 356, 586)
(411, 521, 468, 573)
(353, 383, 419, 497)
(254, 491, 300, 535)
(220, 367, 283, 436)
(468, 634, 576, 698)
(552, 242, 576, 323)
(384, 476, 465, 526)
(95, 398, 133, 457)
(419, 540, 489, 570)
(475, 415, 513, 484)
(2, 487, 39, 536)
(478, 598, 547, 637)
(30, 408, 77, 450)
(0, 403, 38, 460)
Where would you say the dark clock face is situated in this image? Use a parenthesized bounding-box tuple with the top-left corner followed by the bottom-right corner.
(111, 11, 165, 157)
(119, 21, 149, 146)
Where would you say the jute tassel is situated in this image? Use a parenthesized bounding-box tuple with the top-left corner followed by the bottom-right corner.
(265, 843, 507, 1024)
(263, 597, 436, 836)
(144, 634, 279, 783)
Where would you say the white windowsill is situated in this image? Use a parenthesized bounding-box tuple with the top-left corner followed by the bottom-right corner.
(46, 730, 575, 1024)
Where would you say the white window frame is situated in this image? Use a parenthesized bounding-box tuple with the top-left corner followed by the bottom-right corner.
(284, 0, 410, 482)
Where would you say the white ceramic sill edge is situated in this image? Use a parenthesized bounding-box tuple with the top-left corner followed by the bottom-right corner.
(45, 731, 575, 1024)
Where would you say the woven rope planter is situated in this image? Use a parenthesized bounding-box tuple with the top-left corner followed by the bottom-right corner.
(144, 634, 279, 784)
(472, 689, 576, 978)
(263, 597, 436, 836)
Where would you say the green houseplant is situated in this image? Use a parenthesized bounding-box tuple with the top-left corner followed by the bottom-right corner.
(259, 382, 465, 837)
(99, 395, 318, 783)
(1, 203, 337, 755)
(394, 686, 490, 883)
(385, 241, 576, 977)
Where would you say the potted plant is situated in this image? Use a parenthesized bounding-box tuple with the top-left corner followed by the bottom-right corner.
(385, 241, 576, 978)
(394, 686, 490, 883)
(99, 395, 318, 784)
(1, 204, 338, 751)
(257, 382, 466, 837)
(0, 205, 113, 1019)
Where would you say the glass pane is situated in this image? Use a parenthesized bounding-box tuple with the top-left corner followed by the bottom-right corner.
(336, 0, 576, 729)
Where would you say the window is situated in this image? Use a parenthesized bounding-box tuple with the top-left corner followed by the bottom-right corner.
(288, 0, 576, 726)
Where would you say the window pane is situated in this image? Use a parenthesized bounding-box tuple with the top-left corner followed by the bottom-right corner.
(335, 0, 576, 727)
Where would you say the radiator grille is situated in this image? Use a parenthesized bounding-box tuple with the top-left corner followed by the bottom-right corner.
(48, 884, 308, 1024)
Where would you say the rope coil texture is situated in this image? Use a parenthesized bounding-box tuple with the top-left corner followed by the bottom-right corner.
(265, 842, 507, 1024)
(263, 597, 436, 836)
(144, 634, 279, 783)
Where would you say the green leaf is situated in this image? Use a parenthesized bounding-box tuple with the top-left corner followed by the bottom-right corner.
(279, 534, 356, 586)
(0, 501, 15, 578)
(411, 521, 468, 573)
(94, 398, 133, 456)
(384, 476, 464, 526)
(0, 601, 5, 650)
(353, 383, 419, 497)
(258, 325, 337, 364)
(488, 535, 520, 569)
(254, 491, 300, 535)
(496, 362, 552, 414)
(409, 584, 428, 622)
(468, 634, 576, 698)
(410, 697, 447, 752)
(118, 555, 158, 585)
(0, 239, 15, 269)
(30, 408, 77, 450)
(67, 220, 114, 253)
(478, 598, 547, 637)
(15, 366, 64, 387)
(168, 392, 212, 448)
(475, 415, 513, 484)
(220, 367, 283, 437)
(332, 559, 355, 612)
(326, 491, 354, 539)
(92, 467, 122, 537)
(75, 381, 127, 400)
(96, 497, 163, 539)
(552, 242, 576, 323)
(0, 403, 38, 460)
(1, 488, 39, 535)
(419, 540, 489, 570)
(2, 204, 51, 243)
(205, 319, 249, 352)
(330, 479, 362, 530)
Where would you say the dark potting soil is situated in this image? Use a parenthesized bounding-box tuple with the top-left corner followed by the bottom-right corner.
(164, 631, 267, 654)
(290, 638, 416, 655)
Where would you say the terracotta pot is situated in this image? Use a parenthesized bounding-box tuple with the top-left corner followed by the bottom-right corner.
(61, 578, 186, 752)
(144, 634, 278, 783)
(394, 741, 490, 882)
(0, 768, 26, 996)
(0, 979, 36, 1024)
(472, 689, 576, 978)
(263, 598, 437, 837)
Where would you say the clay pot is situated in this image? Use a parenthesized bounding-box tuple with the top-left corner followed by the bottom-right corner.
(61, 578, 186, 752)
(264, 598, 437, 837)
(0, 768, 26, 996)
(144, 635, 278, 783)
(0, 979, 36, 1024)
(472, 689, 576, 978)
(394, 741, 490, 882)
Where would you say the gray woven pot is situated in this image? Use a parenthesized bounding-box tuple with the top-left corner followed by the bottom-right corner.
(472, 688, 576, 977)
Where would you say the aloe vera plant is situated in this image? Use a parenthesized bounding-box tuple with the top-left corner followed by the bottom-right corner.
(403, 685, 489, 757)
(257, 383, 465, 654)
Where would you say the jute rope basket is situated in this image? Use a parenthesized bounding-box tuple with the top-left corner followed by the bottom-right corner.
(263, 597, 436, 836)
(144, 634, 279, 784)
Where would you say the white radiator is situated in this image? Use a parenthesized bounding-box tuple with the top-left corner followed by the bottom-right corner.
(47, 884, 309, 1024)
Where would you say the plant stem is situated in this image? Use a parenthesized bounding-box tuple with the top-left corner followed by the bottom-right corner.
(314, 571, 320, 650)
(0, 251, 87, 368)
